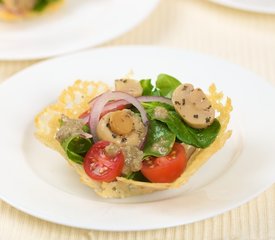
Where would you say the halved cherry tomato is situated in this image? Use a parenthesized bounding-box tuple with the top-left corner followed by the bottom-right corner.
(83, 141, 124, 182)
(141, 143, 187, 183)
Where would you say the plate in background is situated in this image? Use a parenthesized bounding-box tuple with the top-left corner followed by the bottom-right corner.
(210, 0, 275, 14)
(0, 0, 159, 60)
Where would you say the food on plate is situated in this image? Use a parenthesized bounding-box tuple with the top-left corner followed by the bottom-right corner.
(35, 73, 232, 198)
(0, 0, 63, 21)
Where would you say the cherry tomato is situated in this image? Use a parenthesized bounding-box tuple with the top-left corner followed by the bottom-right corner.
(84, 141, 124, 182)
(141, 143, 187, 183)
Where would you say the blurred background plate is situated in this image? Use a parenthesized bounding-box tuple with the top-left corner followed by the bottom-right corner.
(210, 0, 275, 14)
(0, 0, 159, 60)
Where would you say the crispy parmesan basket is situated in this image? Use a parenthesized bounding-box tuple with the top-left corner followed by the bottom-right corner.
(35, 80, 232, 198)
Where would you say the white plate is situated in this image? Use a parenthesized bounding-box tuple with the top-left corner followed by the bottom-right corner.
(0, 46, 275, 231)
(0, 0, 159, 60)
(210, 0, 275, 14)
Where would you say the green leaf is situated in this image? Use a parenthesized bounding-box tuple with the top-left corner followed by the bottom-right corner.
(187, 119, 221, 147)
(124, 171, 149, 182)
(156, 74, 181, 98)
(33, 0, 57, 11)
(143, 120, 175, 157)
(142, 101, 174, 111)
(165, 112, 221, 148)
(145, 104, 220, 148)
(61, 136, 93, 164)
(140, 79, 153, 95)
(82, 124, 90, 133)
(140, 79, 160, 96)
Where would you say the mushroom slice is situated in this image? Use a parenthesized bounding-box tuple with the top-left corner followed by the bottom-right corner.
(3, 0, 36, 12)
(96, 109, 146, 147)
(172, 83, 215, 129)
(115, 79, 143, 97)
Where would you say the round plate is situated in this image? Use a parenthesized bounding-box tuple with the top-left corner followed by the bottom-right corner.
(0, 46, 274, 231)
(0, 0, 159, 60)
(210, 0, 275, 14)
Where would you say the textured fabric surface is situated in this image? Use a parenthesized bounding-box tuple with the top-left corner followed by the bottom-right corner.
(0, 0, 275, 239)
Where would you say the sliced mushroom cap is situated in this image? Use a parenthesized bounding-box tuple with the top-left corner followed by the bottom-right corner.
(3, 0, 36, 12)
(115, 79, 143, 97)
(109, 110, 134, 135)
(172, 83, 215, 129)
(96, 109, 146, 146)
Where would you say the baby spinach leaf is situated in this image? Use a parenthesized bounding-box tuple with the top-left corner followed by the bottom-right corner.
(143, 120, 176, 157)
(156, 74, 181, 98)
(187, 119, 221, 147)
(140, 79, 153, 95)
(61, 136, 92, 164)
(142, 101, 175, 111)
(145, 105, 220, 148)
(82, 124, 90, 133)
(164, 112, 220, 148)
(124, 171, 149, 182)
(33, 0, 57, 11)
(140, 73, 181, 97)
(140, 79, 160, 96)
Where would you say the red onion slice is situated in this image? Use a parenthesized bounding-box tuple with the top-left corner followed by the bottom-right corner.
(80, 113, 90, 124)
(81, 99, 129, 124)
(90, 95, 172, 108)
(89, 91, 149, 146)
(89, 93, 103, 107)
(137, 96, 172, 105)
(101, 99, 129, 115)
(84, 96, 171, 124)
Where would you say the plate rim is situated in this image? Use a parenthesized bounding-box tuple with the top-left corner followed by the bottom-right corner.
(0, 45, 275, 231)
(1, 183, 273, 231)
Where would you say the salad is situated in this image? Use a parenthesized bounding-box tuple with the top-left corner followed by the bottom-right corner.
(0, 0, 63, 20)
(35, 73, 232, 198)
